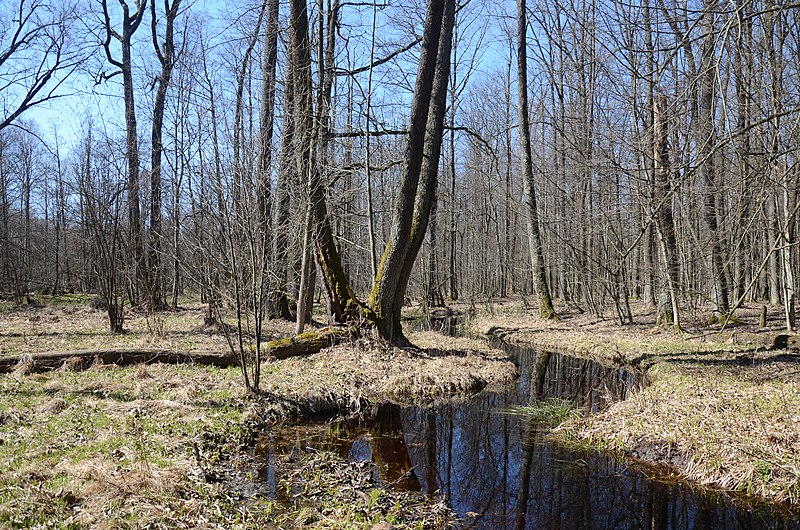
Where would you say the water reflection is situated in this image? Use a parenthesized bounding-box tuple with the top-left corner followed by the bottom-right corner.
(333, 403, 421, 491)
(405, 313, 465, 337)
(255, 345, 800, 529)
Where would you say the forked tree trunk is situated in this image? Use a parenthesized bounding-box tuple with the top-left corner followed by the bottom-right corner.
(368, 0, 453, 342)
(280, 0, 455, 344)
(388, 0, 454, 336)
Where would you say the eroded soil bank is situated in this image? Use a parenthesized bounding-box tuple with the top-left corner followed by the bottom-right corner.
(469, 300, 800, 506)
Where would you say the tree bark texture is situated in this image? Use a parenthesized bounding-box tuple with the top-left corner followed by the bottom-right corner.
(653, 94, 681, 328)
(0, 348, 238, 374)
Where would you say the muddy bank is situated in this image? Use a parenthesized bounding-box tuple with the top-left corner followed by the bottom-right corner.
(269, 449, 458, 528)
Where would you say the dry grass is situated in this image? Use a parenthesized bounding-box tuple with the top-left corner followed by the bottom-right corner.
(469, 298, 800, 506)
(0, 362, 257, 528)
(468, 299, 776, 366)
(0, 301, 302, 358)
(254, 332, 516, 420)
(564, 366, 800, 503)
(0, 302, 515, 528)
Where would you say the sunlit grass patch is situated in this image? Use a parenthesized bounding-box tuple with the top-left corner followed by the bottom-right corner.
(502, 398, 581, 426)
(0, 363, 255, 528)
(0, 299, 319, 359)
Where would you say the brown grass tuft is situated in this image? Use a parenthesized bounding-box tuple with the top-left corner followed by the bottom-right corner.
(39, 397, 69, 415)
(60, 355, 89, 372)
(58, 456, 194, 528)
(43, 379, 66, 394)
(135, 364, 152, 380)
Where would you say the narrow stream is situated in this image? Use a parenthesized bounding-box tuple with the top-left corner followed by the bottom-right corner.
(253, 321, 800, 529)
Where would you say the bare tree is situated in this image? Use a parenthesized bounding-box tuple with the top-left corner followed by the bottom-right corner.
(257, 0, 279, 279)
(148, 0, 183, 309)
(653, 94, 681, 329)
(516, 0, 556, 319)
(367, 0, 455, 342)
(78, 127, 127, 332)
(698, 0, 729, 322)
(0, 0, 83, 131)
(100, 0, 148, 305)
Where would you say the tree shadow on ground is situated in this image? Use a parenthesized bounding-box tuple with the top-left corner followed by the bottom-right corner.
(631, 349, 800, 383)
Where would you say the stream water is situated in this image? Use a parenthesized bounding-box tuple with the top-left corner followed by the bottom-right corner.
(253, 321, 800, 529)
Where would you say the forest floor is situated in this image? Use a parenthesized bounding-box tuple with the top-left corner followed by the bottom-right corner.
(0, 296, 514, 528)
(3, 295, 800, 526)
(467, 298, 800, 506)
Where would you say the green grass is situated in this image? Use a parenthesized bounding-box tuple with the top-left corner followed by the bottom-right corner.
(503, 398, 581, 426)
(0, 364, 253, 528)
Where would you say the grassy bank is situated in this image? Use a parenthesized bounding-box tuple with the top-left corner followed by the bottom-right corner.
(0, 300, 513, 528)
(468, 299, 800, 506)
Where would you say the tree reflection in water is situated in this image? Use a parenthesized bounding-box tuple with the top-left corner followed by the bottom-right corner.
(256, 344, 800, 529)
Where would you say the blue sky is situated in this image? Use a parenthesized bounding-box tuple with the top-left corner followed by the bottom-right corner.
(11, 0, 518, 156)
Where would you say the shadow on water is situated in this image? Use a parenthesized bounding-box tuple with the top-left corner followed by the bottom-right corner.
(253, 322, 800, 529)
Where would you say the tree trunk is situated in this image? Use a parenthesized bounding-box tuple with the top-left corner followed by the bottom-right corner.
(258, 0, 279, 275)
(368, 0, 453, 342)
(148, 0, 181, 311)
(270, 35, 297, 321)
(653, 95, 681, 329)
(765, 4, 795, 330)
(101, 0, 148, 307)
(309, 0, 357, 323)
(517, 0, 556, 320)
(699, 0, 729, 321)
(0, 348, 238, 374)
(388, 0, 454, 334)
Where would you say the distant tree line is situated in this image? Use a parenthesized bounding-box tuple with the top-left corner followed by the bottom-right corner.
(2, 0, 800, 343)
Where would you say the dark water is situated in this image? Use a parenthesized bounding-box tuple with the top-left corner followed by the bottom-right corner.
(254, 337, 800, 529)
